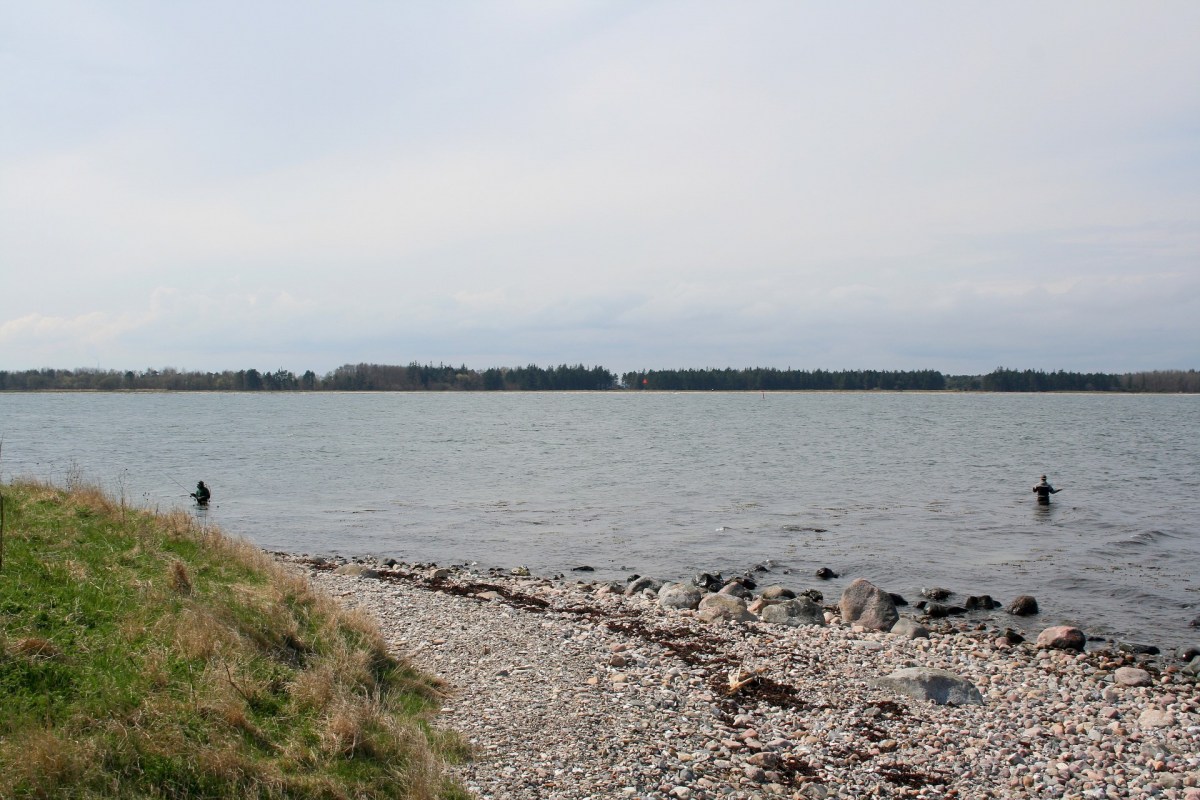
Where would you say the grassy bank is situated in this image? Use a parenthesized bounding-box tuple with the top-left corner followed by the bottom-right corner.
(0, 479, 468, 799)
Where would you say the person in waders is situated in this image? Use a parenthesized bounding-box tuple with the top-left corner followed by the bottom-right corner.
(191, 481, 211, 506)
(1032, 475, 1060, 504)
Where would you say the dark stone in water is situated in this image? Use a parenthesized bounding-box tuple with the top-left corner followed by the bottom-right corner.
(1177, 646, 1200, 661)
(753, 563, 770, 573)
(799, 589, 824, 604)
(735, 575, 758, 591)
(922, 602, 966, 618)
(383, 558, 398, 567)
(571, 565, 595, 572)
(888, 592, 909, 607)
(814, 567, 837, 579)
(965, 595, 998, 611)
(693, 572, 723, 592)
(1007, 595, 1039, 616)
(1118, 642, 1160, 656)
(921, 587, 952, 601)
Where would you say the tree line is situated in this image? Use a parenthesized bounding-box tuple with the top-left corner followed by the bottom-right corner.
(0, 365, 1196, 392)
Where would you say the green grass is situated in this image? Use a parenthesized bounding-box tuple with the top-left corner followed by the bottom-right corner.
(0, 479, 469, 799)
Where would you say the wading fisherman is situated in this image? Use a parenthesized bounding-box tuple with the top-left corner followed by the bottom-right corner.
(191, 480, 211, 506)
(1032, 475, 1060, 504)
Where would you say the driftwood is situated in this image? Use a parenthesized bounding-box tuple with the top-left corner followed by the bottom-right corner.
(726, 666, 768, 694)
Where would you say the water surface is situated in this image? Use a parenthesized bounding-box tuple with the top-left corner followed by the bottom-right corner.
(2, 391, 1197, 652)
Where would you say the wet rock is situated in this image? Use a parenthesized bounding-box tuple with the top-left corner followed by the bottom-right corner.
(964, 594, 999, 610)
(571, 565, 595, 572)
(875, 667, 983, 706)
(921, 587, 952, 601)
(759, 585, 797, 601)
(1007, 595, 1039, 616)
(799, 588, 824, 604)
(692, 572, 723, 592)
(918, 601, 966, 618)
(719, 581, 754, 600)
(814, 567, 837, 579)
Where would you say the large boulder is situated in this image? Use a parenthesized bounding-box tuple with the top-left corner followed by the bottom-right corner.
(759, 597, 826, 627)
(839, 579, 899, 632)
(658, 582, 704, 610)
(1036, 625, 1086, 651)
(698, 593, 756, 623)
(875, 667, 983, 706)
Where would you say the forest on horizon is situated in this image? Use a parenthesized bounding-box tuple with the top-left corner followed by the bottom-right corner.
(1, 364, 1198, 393)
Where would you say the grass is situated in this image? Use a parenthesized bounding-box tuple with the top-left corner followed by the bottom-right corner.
(0, 479, 469, 799)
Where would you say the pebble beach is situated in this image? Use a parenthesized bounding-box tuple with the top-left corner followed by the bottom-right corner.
(284, 557, 1200, 800)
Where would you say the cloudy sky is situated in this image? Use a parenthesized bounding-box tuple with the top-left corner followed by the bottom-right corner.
(2, 2, 1197, 376)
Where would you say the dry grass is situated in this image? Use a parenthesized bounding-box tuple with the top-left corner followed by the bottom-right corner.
(0, 478, 468, 800)
(169, 559, 193, 595)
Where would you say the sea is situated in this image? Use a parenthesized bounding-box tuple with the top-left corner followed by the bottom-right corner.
(1, 391, 1197, 653)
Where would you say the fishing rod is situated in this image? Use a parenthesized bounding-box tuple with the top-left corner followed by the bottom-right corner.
(162, 472, 193, 496)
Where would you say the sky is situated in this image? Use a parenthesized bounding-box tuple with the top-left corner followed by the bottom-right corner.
(2, 1, 1198, 377)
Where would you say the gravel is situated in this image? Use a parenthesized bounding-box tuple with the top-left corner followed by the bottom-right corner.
(282, 556, 1200, 800)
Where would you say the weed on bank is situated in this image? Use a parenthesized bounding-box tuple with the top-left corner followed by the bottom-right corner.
(0, 480, 468, 799)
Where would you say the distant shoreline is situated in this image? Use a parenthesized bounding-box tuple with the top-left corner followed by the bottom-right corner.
(2, 364, 1197, 392)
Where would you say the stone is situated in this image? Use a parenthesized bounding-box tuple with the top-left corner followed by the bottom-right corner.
(875, 667, 984, 706)
(659, 582, 704, 610)
(759, 597, 825, 627)
(759, 584, 796, 601)
(839, 578, 899, 632)
(718, 581, 753, 599)
(697, 593, 755, 623)
(814, 567, 837, 579)
(890, 618, 930, 639)
(964, 594, 998, 610)
(1036, 625, 1086, 651)
(1114, 666, 1152, 687)
(921, 587, 951, 600)
(1007, 595, 1039, 616)
(1137, 708, 1175, 729)
(333, 563, 379, 578)
(625, 576, 662, 596)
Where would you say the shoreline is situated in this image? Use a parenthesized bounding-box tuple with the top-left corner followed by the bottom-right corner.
(280, 554, 1200, 799)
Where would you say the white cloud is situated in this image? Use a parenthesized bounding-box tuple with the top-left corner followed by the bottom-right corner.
(1, 2, 1197, 374)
